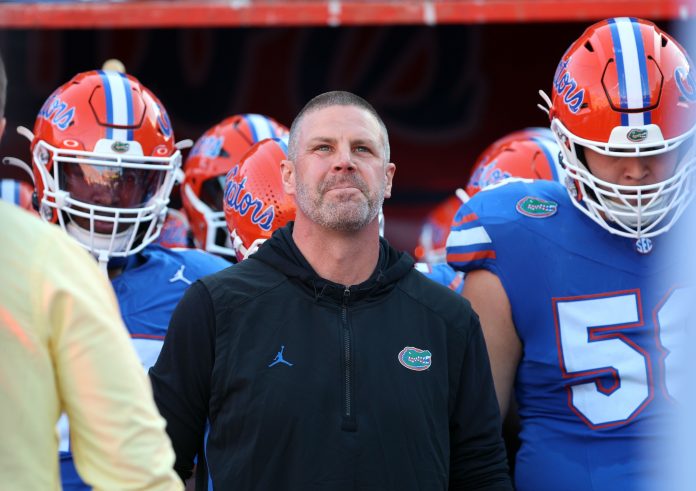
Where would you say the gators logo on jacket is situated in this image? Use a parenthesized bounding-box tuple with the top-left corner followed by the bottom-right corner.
(398, 347, 432, 371)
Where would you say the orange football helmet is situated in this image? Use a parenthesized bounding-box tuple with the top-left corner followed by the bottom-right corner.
(27, 70, 181, 264)
(465, 127, 564, 197)
(543, 17, 696, 239)
(182, 114, 288, 258)
(224, 138, 296, 261)
(414, 193, 466, 264)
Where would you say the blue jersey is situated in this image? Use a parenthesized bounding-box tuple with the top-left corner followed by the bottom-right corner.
(446, 180, 688, 491)
(60, 245, 229, 490)
(414, 262, 465, 294)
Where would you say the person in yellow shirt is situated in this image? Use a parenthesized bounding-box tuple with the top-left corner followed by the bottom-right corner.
(0, 50, 182, 491)
(0, 200, 183, 491)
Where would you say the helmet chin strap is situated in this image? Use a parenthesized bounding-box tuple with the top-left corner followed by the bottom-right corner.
(97, 252, 110, 277)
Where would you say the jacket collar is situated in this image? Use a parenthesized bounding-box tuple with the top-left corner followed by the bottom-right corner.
(251, 222, 414, 303)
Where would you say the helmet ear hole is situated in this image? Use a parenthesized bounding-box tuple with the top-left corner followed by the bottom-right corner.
(584, 41, 594, 53)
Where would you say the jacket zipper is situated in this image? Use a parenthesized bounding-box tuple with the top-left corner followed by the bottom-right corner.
(341, 286, 356, 431)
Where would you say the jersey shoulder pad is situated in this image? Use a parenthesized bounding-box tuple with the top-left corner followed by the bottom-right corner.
(446, 180, 565, 273)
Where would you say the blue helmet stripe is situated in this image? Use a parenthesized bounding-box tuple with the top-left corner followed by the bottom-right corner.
(610, 18, 653, 127)
(630, 18, 652, 125)
(244, 114, 260, 143)
(630, 19, 650, 108)
(118, 72, 134, 141)
(98, 70, 114, 139)
(608, 18, 628, 113)
(273, 137, 289, 157)
(244, 114, 277, 143)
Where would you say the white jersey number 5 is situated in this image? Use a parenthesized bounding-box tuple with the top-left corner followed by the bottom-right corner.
(555, 288, 688, 428)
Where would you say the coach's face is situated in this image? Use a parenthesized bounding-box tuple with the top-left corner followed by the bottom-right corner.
(281, 105, 395, 232)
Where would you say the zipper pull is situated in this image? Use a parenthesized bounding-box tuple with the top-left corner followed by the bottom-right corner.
(343, 286, 350, 305)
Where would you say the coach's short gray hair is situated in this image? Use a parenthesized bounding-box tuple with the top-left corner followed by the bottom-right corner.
(287, 91, 390, 165)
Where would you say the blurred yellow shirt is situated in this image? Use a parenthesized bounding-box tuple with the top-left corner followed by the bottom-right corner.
(0, 201, 182, 491)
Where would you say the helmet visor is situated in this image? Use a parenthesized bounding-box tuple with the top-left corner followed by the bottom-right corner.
(61, 161, 165, 208)
(59, 160, 167, 234)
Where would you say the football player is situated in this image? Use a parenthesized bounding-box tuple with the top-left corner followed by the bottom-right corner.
(464, 126, 564, 196)
(413, 193, 468, 293)
(415, 128, 563, 294)
(182, 114, 288, 260)
(15, 67, 230, 490)
(448, 18, 696, 490)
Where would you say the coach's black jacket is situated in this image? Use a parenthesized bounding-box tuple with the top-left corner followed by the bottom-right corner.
(150, 223, 511, 491)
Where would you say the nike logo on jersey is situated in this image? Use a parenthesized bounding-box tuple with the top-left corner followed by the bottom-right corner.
(169, 265, 192, 285)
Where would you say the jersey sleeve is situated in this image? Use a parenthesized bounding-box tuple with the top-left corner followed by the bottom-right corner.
(39, 227, 182, 490)
(446, 199, 499, 275)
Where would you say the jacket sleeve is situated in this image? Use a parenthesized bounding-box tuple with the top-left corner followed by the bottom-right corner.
(449, 309, 513, 490)
(149, 280, 216, 482)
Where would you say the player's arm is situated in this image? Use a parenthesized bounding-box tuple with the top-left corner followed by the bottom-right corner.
(43, 230, 182, 490)
(150, 281, 216, 482)
(462, 269, 521, 416)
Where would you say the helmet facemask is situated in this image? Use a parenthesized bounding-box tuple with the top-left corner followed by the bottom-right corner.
(552, 117, 696, 239)
(34, 138, 181, 262)
(230, 226, 266, 262)
(183, 175, 235, 258)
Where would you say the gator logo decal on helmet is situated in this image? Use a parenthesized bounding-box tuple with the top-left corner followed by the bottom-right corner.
(111, 141, 130, 153)
(627, 128, 648, 142)
(516, 196, 558, 218)
(398, 347, 432, 371)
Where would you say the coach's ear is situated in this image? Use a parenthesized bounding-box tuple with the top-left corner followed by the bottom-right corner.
(280, 159, 296, 196)
(383, 162, 396, 199)
(0, 117, 6, 141)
